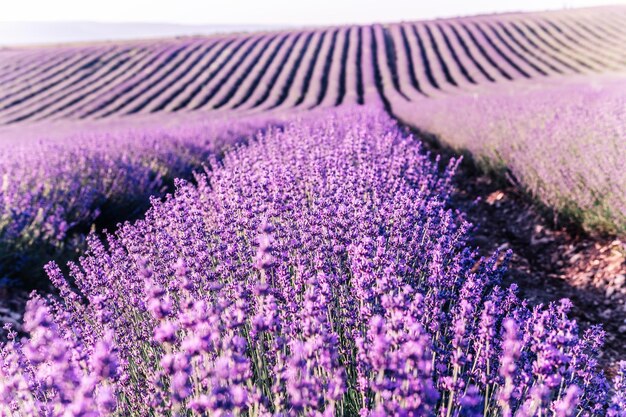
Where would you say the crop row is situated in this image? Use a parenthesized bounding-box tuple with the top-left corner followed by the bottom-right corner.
(0, 111, 283, 284)
(0, 7, 624, 124)
(2, 106, 624, 416)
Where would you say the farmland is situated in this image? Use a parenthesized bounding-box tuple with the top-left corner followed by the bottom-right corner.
(2, 6, 625, 233)
(1, 7, 624, 123)
(1, 5, 625, 417)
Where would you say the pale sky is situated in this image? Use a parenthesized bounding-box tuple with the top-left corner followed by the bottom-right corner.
(2, 0, 623, 25)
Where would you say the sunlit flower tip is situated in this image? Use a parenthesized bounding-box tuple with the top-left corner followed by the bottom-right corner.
(554, 385, 581, 417)
(253, 282, 270, 295)
(502, 318, 518, 335)
(231, 385, 248, 407)
(154, 321, 179, 343)
(138, 259, 153, 279)
(145, 279, 165, 299)
(258, 218, 275, 234)
(23, 298, 53, 332)
(231, 335, 247, 352)
(181, 334, 204, 355)
(160, 353, 176, 374)
(173, 258, 188, 278)
(97, 385, 117, 412)
(213, 357, 234, 379)
(171, 371, 192, 402)
(459, 385, 482, 408)
(369, 315, 385, 334)
(255, 253, 274, 270)
(91, 333, 119, 379)
(150, 291, 174, 319)
(189, 395, 211, 413)
(557, 298, 573, 315)
(258, 232, 273, 250)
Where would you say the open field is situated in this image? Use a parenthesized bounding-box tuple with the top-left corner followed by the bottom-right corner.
(1, 8, 625, 124)
(0, 5, 625, 416)
(1, 7, 625, 235)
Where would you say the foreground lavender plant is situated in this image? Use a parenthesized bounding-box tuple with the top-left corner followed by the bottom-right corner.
(1, 106, 622, 416)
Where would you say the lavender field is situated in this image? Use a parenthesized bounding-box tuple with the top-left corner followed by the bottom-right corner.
(1, 6, 625, 234)
(1, 4, 625, 417)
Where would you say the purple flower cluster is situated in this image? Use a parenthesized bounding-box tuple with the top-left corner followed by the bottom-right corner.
(0, 111, 279, 281)
(0, 296, 120, 415)
(1, 106, 623, 416)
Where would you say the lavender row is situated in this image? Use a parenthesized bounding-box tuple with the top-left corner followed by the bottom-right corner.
(2, 7, 625, 124)
(389, 75, 626, 234)
(2, 106, 623, 416)
(0, 112, 280, 282)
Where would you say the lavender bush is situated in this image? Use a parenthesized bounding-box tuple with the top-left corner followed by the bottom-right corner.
(0, 112, 278, 282)
(1, 106, 622, 416)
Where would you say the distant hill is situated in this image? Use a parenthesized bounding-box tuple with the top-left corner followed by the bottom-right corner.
(0, 22, 288, 47)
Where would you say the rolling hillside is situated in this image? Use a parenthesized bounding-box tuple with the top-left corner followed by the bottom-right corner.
(1, 7, 626, 415)
(1, 6, 624, 125)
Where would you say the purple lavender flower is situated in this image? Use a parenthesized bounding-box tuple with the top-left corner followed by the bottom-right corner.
(0, 106, 617, 416)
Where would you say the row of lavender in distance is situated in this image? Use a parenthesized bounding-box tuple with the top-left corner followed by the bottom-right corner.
(2, 106, 623, 416)
(0, 112, 279, 284)
(387, 74, 626, 234)
(1, 7, 625, 125)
